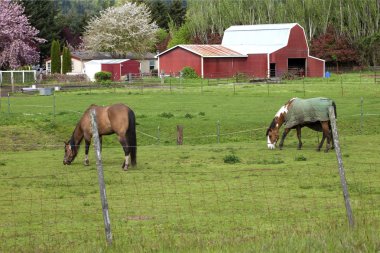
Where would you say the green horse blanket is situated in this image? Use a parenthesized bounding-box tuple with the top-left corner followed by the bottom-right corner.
(283, 97, 333, 129)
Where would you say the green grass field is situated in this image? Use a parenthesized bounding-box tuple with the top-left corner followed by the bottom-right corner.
(0, 73, 379, 252)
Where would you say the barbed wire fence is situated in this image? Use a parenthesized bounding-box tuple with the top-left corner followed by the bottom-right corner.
(1, 144, 379, 251)
(0, 79, 380, 251)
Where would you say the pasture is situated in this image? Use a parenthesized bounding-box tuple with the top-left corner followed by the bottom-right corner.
(0, 73, 379, 252)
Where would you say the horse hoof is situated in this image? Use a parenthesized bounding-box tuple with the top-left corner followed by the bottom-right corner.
(324, 149, 329, 153)
(84, 160, 89, 166)
(122, 166, 128, 171)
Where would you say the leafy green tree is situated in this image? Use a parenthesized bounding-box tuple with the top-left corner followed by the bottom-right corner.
(155, 28, 170, 52)
(167, 21, 191, 48)
(50, 40, 61, 74)
(62, 46, 72, 74)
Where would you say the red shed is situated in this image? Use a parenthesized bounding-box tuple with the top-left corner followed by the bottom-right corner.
(157, 23, 324, 78)
(84, 59, 140, 81)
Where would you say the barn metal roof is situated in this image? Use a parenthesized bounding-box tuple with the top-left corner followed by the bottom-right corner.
(222, 23, 300, 54)
(157, 45, 247, 58)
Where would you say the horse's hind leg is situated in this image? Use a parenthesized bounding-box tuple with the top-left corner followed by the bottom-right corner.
(296, 126, 303, 150)
(118, 136, 130, 171)
(322, 122, 331, 152)
(317, 134, 326, 152)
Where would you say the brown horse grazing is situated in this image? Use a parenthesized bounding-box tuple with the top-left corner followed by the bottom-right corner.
(63, 103, 137, 170)
(266, 97, 336, 152)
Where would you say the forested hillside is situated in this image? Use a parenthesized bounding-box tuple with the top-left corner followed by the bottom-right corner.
(17, 0, 380, 67)
(183, 0, 379, 66)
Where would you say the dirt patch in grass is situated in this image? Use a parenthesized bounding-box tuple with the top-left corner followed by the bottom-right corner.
(125, 215, 154, 221)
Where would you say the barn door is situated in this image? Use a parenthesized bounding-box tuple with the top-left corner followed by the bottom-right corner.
(270, 63, 276, 77)
(288, 58, 306, 77)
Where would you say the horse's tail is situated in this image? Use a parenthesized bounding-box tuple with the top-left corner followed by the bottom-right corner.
(127, 108, 137, 166)
(332, 101, 337, 119)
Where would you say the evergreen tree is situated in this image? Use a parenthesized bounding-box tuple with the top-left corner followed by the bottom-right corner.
(21, 0, 60, 64)
(50, 40, 61, 74)
(168, 0, 186, 27)
(146, 0, 169, 29)
(62, 46, 72, 74)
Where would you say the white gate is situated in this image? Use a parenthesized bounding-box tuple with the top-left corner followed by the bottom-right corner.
(0, 70, 37, 85)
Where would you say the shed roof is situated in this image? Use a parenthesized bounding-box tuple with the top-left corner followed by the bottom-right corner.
(72, 51, 156, 61)
(222, 23, 299, 54)
(157, 45, 247, 58)
(84, 59, 130, 65)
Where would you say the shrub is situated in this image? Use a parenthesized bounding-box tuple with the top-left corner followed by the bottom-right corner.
(95, 71, 112, 82)
(184, 113, 193, 119)
(181, 67, 198, 79)
(234, 72, 249, 82)
(224, 154, 240, 164)
(41, 73, 88, 83)
(159, 112, 174, 118)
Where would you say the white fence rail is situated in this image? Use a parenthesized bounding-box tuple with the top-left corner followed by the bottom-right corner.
(0, 70, 37, 85)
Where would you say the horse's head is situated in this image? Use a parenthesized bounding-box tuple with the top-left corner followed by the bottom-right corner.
(266, 99, 295, 149)
(63, 141, 78, 165)
(266, 126, 279, 149)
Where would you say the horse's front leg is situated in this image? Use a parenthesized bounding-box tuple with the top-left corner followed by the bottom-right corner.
(84, 139, 91, 166)
(279, 128, 290, 150)
(296, 126, 303, 150)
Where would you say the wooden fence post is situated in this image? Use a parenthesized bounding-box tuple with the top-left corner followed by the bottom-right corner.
(177, 125, 183, 145)
(53, 93, 56, 122)
(90, 109, 113, 245)
(157, 126, 160, 145)
(328, 106, 354, 227)
(216, 120, 220, 144)
(7, 93, 10, 114)
(360, 97, 363, 134)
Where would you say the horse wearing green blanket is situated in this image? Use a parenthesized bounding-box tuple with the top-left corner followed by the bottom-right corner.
(266, 97, 337, 152)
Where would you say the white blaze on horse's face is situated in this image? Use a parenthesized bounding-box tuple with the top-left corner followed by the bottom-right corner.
(267, 135, 276, 149)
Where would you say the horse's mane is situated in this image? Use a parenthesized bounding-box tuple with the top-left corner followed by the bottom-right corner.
(69, 122, 83, 150)
(266, 118, 277, 136)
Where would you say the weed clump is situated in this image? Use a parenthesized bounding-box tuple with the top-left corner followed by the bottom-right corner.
(159, 112, 174, 118)
(184, 113, 194, 119)
(224, 154, 240, 164)
(294, 154, 307, 161)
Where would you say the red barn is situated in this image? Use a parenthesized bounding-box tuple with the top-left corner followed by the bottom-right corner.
(157, 23, 325, 78)
(84, 59, 140, 81)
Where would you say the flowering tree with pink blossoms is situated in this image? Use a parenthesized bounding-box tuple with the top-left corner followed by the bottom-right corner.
(0, 0, 45, 70)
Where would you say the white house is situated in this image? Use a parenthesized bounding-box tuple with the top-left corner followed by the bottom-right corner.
(45, 51, 157, 75)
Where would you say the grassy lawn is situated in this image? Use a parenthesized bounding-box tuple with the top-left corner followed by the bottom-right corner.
(0, 73, 379, 252)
